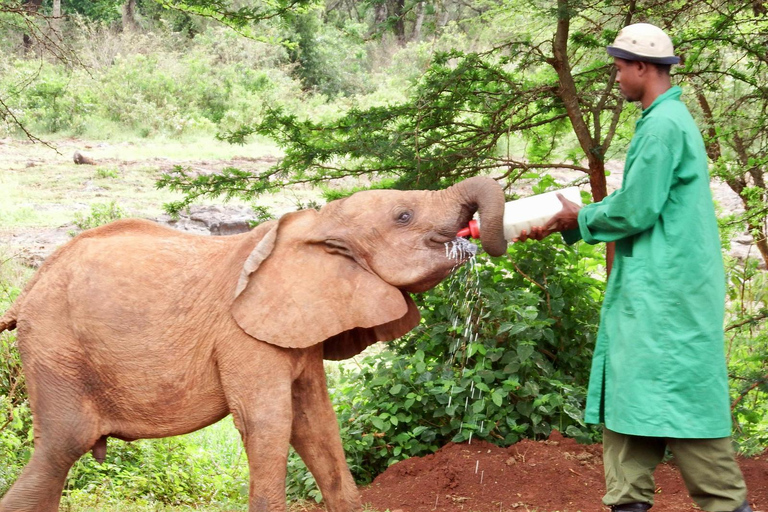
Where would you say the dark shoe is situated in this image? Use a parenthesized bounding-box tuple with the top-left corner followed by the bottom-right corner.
(611, 504, 651, 512)
(733, 501, 753, 512)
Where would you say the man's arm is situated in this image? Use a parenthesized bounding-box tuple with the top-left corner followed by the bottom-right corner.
(515, 193, 581, 241)
(517, 132, 676, 244)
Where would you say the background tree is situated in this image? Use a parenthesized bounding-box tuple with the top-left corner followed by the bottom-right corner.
(122, 0, 138, 31)
(676, 2, 768, 264)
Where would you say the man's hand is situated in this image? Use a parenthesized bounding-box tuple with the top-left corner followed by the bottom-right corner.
(514, 193, 581, 242)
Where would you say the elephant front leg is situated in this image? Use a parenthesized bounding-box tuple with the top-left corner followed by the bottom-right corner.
(290, 359, 362, 512)
(223, 370, 294, 511)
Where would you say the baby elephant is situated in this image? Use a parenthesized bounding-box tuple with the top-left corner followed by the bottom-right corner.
(0, 176, 507, 512)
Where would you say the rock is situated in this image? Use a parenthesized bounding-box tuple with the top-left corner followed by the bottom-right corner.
(10, 226, 75, 268)
(73, 151, 96, 165)
(154, 205, 261, 236)
(728, 233, 767, 269)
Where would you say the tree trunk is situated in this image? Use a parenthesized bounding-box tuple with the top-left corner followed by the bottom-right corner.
(122, 0, 139, 32)
(435, 0, 450, 28)
(51, 0, 61, 36)
(392, 0, 406, 43)
(550, 0, 614, 273)
(374, 2, 387, 28)
(22, 0, 43, 51)
(411, 2, 424, 42)
(550, 2, 607, 201)
(587, 158, 615, 274)
(732, 134, 768, 266)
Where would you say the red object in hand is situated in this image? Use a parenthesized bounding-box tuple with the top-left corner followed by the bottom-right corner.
(457, 219, 480, 239)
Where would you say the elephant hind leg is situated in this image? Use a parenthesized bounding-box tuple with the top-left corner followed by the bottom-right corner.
(0, 433, 96, 512)
(1, 385, 105, 511)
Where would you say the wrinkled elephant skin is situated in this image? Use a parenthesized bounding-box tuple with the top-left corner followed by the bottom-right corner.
(0, 177, 507, 512)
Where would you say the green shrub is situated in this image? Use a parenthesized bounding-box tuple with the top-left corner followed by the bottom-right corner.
(283, 12, 371, 98)
(725, 257, 768, 456)
(331, 238, 605, 482)
(0, 24, 306, 139)
(0, 398, 32, 497)
(64, 434, 248, 506)
(0, 265, 32, 497)
(72, 201, 127, 232)
(0, 59, 96, 135)
(95, 168, 120, 179)
(285, 449, 321, 503)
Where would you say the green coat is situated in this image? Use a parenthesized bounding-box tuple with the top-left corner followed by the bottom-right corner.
(564, 86, 731, 438)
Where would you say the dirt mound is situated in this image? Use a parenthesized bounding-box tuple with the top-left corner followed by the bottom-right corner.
(352, 432, 767, 512)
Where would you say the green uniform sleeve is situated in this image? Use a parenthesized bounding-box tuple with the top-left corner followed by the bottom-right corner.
(578, 134, 676, 244)
(561, 228, 582, 245)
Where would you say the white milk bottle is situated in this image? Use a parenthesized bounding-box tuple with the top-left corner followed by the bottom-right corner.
(457, 187, 582, 241)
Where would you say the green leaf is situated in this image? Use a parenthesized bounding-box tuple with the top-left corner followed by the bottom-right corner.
(517, 344, 535, 362)
(503, 323, 528, 336)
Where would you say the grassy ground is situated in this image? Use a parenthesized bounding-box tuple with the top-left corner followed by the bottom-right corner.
(0, 135, 283, 230)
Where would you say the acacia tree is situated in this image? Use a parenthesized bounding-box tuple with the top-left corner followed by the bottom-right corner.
(676, 2, 768, 265)
(325, 0, 492, 43)
(159, 0, 637, 279)
(159, 1, 671, 206)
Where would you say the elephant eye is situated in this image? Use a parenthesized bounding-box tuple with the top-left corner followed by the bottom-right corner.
(395, 210, 413, 224)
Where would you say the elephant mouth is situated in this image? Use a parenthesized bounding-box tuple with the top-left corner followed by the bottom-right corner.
(429, 223, 470, 246)
(428, 231, 477, 262)
(444, 237, 477, 261)
(400, 239, 476, 294)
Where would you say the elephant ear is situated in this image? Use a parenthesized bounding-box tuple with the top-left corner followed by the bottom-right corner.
(231, 210, 421, 358)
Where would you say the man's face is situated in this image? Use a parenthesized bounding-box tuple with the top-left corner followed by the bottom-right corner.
(614, 58, 644, 102)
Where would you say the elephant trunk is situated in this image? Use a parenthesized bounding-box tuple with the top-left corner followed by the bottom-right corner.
(451, 176, 508, 257)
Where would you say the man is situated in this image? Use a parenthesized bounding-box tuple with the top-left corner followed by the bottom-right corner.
(519, 23, 753, 512)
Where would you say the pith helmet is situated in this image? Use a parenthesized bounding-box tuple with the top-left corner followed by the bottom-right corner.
(606, 23, 680, 65)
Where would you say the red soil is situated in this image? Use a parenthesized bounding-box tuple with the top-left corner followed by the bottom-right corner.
(319, 431, 767, 511)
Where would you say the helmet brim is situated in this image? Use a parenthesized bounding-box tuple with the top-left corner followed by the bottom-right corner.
(607, 46, 680, 65)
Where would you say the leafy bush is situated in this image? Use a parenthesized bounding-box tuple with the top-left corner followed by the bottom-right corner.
(331, 238, 605, 482)
(0, 25, 305, 139)
(0, 59, 96, 135)
(95, 168, 120, 179)
(725, 257, 768, 455)
(63, 433, 248, 506)
(283, 11, 371, 97)
(72, 201, 127, 232)
(0, 398, 32, 498)
(285, 449, 321, 503)
(0, 263, 32, 497)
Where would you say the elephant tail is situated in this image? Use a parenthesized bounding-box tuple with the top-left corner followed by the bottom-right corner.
(0, 240, 67, 334)
(0, 306, 17, 332)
